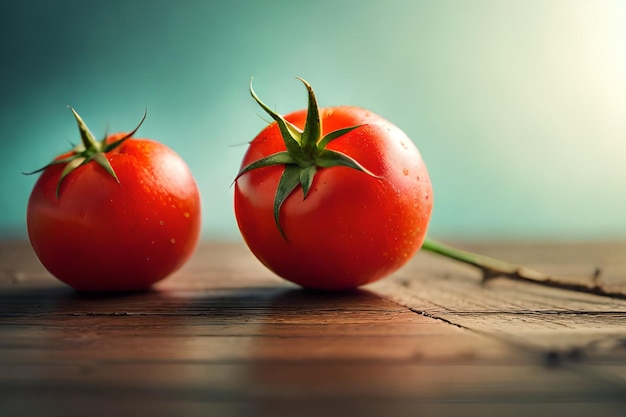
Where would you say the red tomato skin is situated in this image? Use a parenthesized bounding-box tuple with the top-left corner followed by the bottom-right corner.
(27, 133, 202, 291)
(235, 107, 433, 290)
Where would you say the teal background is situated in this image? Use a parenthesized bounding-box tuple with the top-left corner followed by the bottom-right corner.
(2, 0, 625, 241)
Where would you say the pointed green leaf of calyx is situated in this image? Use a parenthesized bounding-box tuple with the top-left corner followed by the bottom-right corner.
(103, 109, 147, 153)
(249, 79, 305, 162)
(297, 77, 321, 154)
(92, 152, 119, 182)
(299, 165, 317, 198)
(71, 142, 86, 154)
(274, 165, 302, 238)
(22, 154, 82, 176)
(316, 149, 378, 177)
(235, 151, 295, 181)
(317, 125, 364, 150)
(69, 106, 100, 151)
(56, 157, 86, 197)
(23, 108, 147, 199)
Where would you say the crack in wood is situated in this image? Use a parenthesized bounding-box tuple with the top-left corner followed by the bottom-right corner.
(407, 307, 466, 329)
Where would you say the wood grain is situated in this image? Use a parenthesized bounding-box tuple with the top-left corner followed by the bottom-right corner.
(1, 241, 626, 417)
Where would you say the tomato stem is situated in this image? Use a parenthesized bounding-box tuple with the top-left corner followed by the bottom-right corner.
(421, 238, 519, 275)
(238, 78, 376, 238)
(420, 237, 626, 300)
(23, 108, 147, 198)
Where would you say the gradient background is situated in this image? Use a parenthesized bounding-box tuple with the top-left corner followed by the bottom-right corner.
(2, 0, 625, 242)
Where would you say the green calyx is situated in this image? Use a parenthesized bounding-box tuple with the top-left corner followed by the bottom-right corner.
(25, 107, 147, 198)
(236, 77, 376, 237)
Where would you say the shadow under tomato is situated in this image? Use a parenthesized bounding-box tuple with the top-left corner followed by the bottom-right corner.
(227, 286, 417, 413)
(2, 275, 398, 411)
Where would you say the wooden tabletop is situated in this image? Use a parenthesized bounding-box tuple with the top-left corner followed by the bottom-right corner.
(1, 240, 625, 417)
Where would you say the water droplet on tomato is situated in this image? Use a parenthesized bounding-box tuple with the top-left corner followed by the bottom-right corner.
(170, 238, 176, 244)
(402, 168, 409, 176)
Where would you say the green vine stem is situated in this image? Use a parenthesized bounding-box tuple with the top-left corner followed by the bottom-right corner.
(420, 238, 626, 300)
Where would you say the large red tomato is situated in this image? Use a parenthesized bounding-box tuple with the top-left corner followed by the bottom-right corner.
(234, 79, 433, 290)
(26, 108, 201, 291)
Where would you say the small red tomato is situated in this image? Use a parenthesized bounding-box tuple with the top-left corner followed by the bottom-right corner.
(26, 108, 201, 291)
(234, 79, 433, 291)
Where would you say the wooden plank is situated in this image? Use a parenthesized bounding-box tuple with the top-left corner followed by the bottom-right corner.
(2, 386, 624, 417)
(0, 284, 525, 365)
(2, 241, 626, 417)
